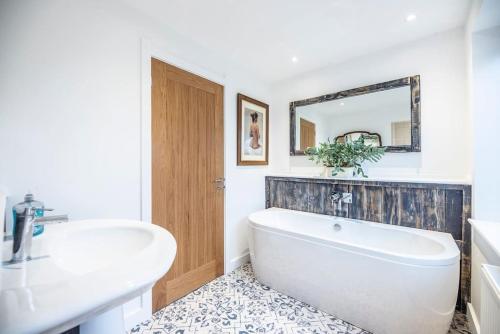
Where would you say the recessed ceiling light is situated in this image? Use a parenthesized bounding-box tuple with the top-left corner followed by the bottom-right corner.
(340, 102, 345, 106)
(291, 56, 298, 63)
(406, 14, 417, 22)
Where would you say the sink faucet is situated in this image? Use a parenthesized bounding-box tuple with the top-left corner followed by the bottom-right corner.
(11, 206, 68, 263)
(330, 191, 352, 215)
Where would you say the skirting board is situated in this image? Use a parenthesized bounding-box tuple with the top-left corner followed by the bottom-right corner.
(228, 251, 250, 273)
(467, 302, 480, 334)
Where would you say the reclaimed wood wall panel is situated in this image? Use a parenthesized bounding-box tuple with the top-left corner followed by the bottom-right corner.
(284, 181, 310, 212)
(350, 185, 383, 222)
(398, 188, 424, 229)
(308, 182, 331, 215)
(445, 190, 464, 240)
(382, 187, 399, 225)
(422, 189, 446, 233)
(312, 183, 350, 217)
(265, 176, 472, 312)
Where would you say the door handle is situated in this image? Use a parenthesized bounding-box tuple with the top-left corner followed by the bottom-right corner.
(214, 178, 225, 190)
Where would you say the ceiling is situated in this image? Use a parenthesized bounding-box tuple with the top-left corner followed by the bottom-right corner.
(123, 0, 472, 83)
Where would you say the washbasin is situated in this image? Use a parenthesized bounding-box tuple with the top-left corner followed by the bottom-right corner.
(0, 219, 176, 334)
(51, 225, 155, 275)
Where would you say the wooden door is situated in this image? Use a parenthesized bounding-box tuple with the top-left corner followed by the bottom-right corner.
(300, 118, 316, 150)
(151, 58, 224, 311)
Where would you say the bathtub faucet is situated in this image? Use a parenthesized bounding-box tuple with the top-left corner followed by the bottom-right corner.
(330, 192, 352, 215)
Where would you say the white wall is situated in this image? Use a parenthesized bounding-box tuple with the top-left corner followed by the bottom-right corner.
(224, 78, 272, 270)
(270, 28, 472, 180)
(471, 25, 500, 221)
(0, 0, 271, 274)
(468, 1, 500, 329)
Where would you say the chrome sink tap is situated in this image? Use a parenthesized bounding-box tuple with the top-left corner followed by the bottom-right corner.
(11, 206, 68, 263)
(330, 191, 352, 215)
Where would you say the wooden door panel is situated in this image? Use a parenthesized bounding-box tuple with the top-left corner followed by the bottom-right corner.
(151, 58, 224, 311)
(300, 118, 316, 150)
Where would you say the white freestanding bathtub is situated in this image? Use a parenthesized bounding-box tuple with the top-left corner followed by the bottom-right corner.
(248, 208, 460, 334)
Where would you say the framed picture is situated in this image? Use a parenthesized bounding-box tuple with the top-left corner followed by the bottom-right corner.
(237, 93, 269, 165)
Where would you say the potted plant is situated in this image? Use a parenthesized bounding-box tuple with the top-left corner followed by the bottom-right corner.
(304, 136, 385, 177)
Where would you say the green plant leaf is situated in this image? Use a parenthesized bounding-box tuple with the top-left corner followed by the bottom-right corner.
(304, 136, 386, 177)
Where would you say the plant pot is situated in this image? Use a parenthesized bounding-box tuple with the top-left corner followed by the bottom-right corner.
(323, 167, 356, 178)
(322, 167, 333, 177)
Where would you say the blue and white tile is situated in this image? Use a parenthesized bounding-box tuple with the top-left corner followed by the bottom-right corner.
(130, 263, 469, 334)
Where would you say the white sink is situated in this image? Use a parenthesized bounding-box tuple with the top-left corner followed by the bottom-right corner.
(0, 219, 176, 334)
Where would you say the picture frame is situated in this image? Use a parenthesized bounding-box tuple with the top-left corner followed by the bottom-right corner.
(237, 93, 269, 165)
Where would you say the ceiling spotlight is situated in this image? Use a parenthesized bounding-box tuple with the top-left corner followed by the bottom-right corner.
(340, 102, 345, 106)
(291, 56, 298, 63)
(406, 14, 417, 22)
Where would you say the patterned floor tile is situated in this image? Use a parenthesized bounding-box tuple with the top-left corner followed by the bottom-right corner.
(130, 263, 470, 334)
(448, 311, 471, 334)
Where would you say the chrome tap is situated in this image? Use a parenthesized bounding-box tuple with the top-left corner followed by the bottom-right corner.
(11, 206, 68, 263)
(330, 191, 352, 215)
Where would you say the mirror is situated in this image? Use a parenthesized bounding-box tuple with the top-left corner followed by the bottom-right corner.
(290, 75, 420, 155)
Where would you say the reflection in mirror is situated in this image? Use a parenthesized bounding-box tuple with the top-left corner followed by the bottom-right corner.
(290, 75, 420, 154)
(295, 86, 411, 151)
(335, 131, 382, 147)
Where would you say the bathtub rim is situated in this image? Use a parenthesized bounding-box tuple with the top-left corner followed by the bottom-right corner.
(248, 208, 460, 267)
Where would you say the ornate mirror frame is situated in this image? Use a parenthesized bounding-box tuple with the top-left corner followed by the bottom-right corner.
(289, 75, 421, 155)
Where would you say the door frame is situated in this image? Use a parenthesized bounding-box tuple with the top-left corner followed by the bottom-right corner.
(124, 38, 227, 329)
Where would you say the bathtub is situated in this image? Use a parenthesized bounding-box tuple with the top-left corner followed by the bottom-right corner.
(248, 208, 460, 334)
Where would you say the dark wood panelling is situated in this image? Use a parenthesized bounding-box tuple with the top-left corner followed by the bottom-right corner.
(265, 176, 472, 311)
(310, 183, 350, 217)
(422, 189, 446, 232)
(350, 185, 383, 222)
(445, 190, 464, 240)
(460, 188, 472, 311)
(460, 254, 472, 311)
(382, 187, 400, 225)
(268, 179, 310, 212)
(307, 181, 329, 214)
(399, 188, 423, 229)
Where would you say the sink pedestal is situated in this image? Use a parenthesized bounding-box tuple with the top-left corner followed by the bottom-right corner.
(80, 305, 125, 334)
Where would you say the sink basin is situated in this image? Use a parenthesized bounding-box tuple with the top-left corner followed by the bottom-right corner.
(52, 225, 155, 275)
(0, 219, 176, 334)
